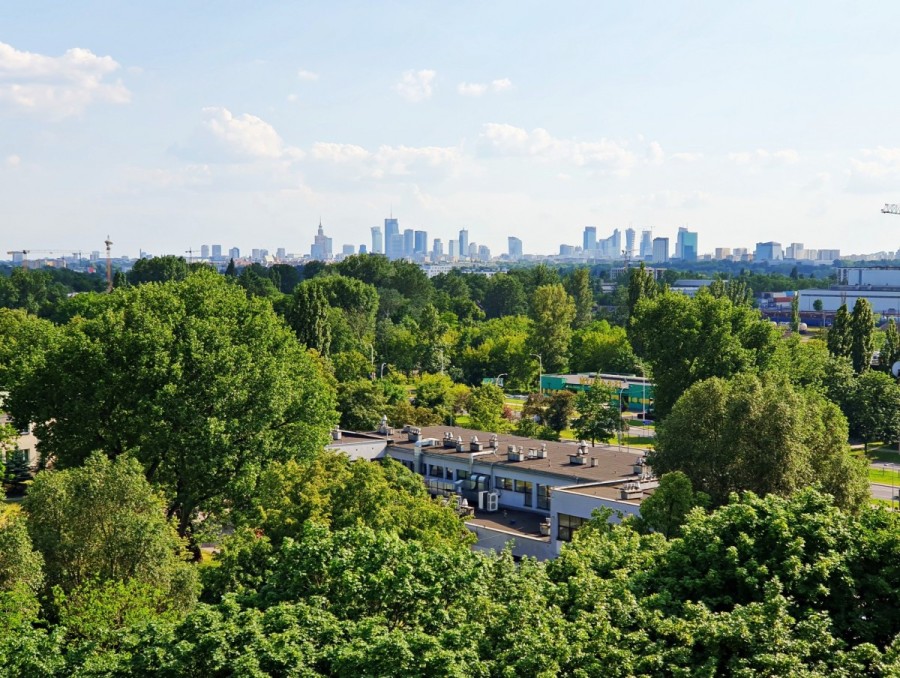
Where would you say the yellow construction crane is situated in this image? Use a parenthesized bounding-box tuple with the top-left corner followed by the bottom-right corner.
(882, 204, 900, 215)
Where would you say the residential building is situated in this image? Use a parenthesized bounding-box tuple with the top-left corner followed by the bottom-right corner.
(625, 228, 636, 258)
(652, 237, 669, 263)
(211, 244, 222, 259)
(200, 245, 210, 259)
(228, 247, 240, 259)
(371, 226, 383, 255)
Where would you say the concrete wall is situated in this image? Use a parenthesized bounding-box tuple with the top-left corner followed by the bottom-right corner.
(799, 289, 900, 314)
(465, 522, 555, 560)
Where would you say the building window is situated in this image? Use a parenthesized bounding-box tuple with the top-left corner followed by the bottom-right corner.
(537, 484, 551, 510)
(426, 478, 456, 496)
(557, 513, 588, 542)
(456, 469, 470, 481)
(496, 476, 513, 491)
(427, 464, 446, 479)
(515, 480, 533, 507)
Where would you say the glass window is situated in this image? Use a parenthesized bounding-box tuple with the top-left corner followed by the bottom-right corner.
(515, 480, 533, 507)
(537, 484, 551, 510)
(557, 513, 588, 542)
(496, 477, 513, 491)
(427, 464, 445, 479)
(456, 469, 470, 481)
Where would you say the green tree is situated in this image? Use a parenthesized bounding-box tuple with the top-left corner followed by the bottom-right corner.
(545, 390, 576, 434)
(634, 471, 707, 538)
(482, 273, 528, 319)
(127, 256, 190, 285)
(224, 258, 236, 277)
(790, 292, 800, 333)
(466, 384, 507, 431)
(565, 268, 594, 328)
(881, 318, 900, 374)
(827, 303, 852, 358)
(286, 280, 333, 354)
(570, 320, 636, 373)
(846, 370, 900, 449)
(850, 298, 876, 373)
(0, 515, 43, 632)
(629, 289, 779, 418)
(529, 284, 576, 374)
(626, 262, 658, 317)
(652, 373, 867, 510)
(9, 271, 337, 547)
(336, 379, 386, 431)
(24, 453, 198, 611)
(571, 381, 621, 445)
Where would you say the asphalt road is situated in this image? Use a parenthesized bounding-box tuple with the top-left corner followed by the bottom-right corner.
(871, 483, 899, 501)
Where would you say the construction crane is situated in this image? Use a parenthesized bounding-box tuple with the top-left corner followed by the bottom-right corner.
(6, 249, 76, 268)
(105, 236, 113, 292)
(882, 203, 900, 215)
(185, 248, 199, 264)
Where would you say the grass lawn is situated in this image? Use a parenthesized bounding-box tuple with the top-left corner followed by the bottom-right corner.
(869, 466, 900, 485)
(866, 445, 900, 464)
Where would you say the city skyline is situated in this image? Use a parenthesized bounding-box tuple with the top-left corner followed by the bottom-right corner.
(4, 3, 900, 256)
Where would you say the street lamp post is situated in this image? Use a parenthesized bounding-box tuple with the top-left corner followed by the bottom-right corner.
(496, 372, 507, 389)
(530, 353, 543, 394)
(380, 362, 387, 379)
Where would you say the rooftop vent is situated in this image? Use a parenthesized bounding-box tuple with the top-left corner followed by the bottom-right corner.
(443, 432, 457, 448)
(331, 429, 342, 441)
(620, 481, 643, 500)
(507, 446, 526, 462)
(407, 426, 422, 442)
(470, 435, 483, 452)
(489, 434, 499, 449)
(538, 443, 548, 459)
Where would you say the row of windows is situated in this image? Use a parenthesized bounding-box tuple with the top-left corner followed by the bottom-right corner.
(557, 513, 588, 542)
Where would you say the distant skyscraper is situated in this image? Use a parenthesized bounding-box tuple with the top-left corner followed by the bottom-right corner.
(468, 242, 478, 260)
(414, 230, 428, 257)
(559, 244, 576, 257)
(403, 229, 414, 258)
(458, 229, 469, 259)
(639, 230, 652, 259)
(211, 244, 222, 259)
(371, 226, 383, 255)
(508, 236, 523, 260)
(599, 229, 621, 259)
(359, 244, 367, 254)
(342, 244, 355, 255)
(675, 227, 698, 261)
(228, 247, 240, 260)
(714, 247, 732, 260)
(583, 226, 597, 252)
(276, 247, 286, 259)
(754, 241, 783, 261)
(432, 238, 443, 259)
(625, 228, 635, 258)
(384, 217, 402, 260)
(200, 245, 210, 259)
(652, 237, 669, 263)
(478, 244, 491, 262)
(310, 220, 333, 260)
(448, 239, 459, 258)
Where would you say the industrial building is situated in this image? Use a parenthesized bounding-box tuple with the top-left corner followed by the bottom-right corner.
(329, 424, 656, 560)
(539, 373, 654, 416)
(799, 267, 900, 316)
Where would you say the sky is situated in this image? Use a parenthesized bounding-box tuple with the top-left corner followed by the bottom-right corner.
(3, 1, 900, 259)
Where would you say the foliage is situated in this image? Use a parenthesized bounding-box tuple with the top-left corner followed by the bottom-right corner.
(481, 273, 527, 319)
(850, 297, 876, 373)
(465, 383, 507, 432)
(634, 471, 707, 538)
(791, 293, 800, 333)
(882, 318, 900, 374)
(24, 454, 198, 614)
(571, 381, 622, 445)
(565, 267, 594, 328)
(570, 320, 636, 373)
(544, 390, 575, 433)
(127, 256, 190, 286)
(630, 288, 779, 418)
(529, 283, 576, 373)
(846, 370, 900, 447)
(626, 261, 659, 317)
(827, 303, 852, 358)
(652, 373, 868, 510)
(285, 279, 332, 354)
(9, 271, 337, 545)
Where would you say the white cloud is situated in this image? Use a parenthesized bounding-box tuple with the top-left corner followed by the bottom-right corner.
(287, 93, 299, 102)
(311, 140, 460, 181)
(457, 78, 512, 97)
(393, 69, 436, 102)
(311, 142, 370, 163)
(297, 69, 319, 81)
(728, 148, 800, 168)
(670, 151, 703, 163)
(6, 154, 21, 167)
(0, 41, 130, 118)
(479, 123, 637, 175)
(457, 82, 488, 97)
(175, 107, 303, 163)
(646, 141, 664, 165)
(846, 146, 900, 192)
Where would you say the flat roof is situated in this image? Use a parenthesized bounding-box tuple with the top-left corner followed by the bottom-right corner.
(554, 481, 658, 505)
(386, 425, 646, 484)
(467, 507, 548, 540)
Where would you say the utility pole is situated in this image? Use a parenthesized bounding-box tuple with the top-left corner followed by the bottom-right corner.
(104, 236, 113, 292)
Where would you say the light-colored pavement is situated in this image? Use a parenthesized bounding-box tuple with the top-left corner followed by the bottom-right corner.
(871, 483, 899, 501)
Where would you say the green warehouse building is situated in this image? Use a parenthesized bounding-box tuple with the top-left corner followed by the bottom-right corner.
(540, 373, 654, 417)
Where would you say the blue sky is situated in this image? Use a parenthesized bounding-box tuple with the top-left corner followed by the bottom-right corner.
(3, 1, 900, 258)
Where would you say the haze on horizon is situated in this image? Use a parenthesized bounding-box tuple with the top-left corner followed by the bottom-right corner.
(3, 1, 900, 258)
